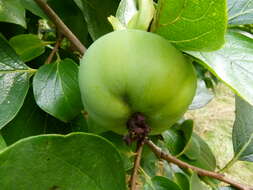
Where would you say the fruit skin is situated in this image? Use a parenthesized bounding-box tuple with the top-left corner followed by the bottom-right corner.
(79, 29, 197, 135)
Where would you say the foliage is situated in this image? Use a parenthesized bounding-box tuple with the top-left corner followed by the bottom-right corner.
(0, 0, 253, 189)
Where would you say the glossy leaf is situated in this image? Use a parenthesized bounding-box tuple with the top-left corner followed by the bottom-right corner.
(228, 0, 253, 25)
(1, 89, 72, 145)
(143, 176, 182, 190)
(0, 133, 126, 190)
(73, 0, 120, 40)
(33, 58, 83, 122)
(232, 96, 253, 162)
(0, 0, 26, 28)
(0, 34, 34, 129)
(188, 32, 253, 106)
(189, 80, 214, 110)
(9, 34, 46, 62)
(152, 0, 227, 51)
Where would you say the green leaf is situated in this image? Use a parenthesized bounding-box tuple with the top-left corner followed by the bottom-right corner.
(152, 0, 227, 51)
(232, 96, 253, 162)
(173, 173, 190, 190)
(48, 0, 90, 46)
(73, 0, 120, 40)
(190, 173, 206, 190)
(1, 88, 72, 145)
(143, 176, 182, 190)
(0, 34, 35, 129)
(9, 34, 46, 62)
(228, 0, 253, 25)
(0, 133, 126, 190)
(33, 58, 83, 122)
(187, 32, 253, 106)
(162, 120, 195, 157)
(180, 133, 216, 171)
(189, 80, 214, 110)
(20, 0, 48, 19)
(102, 131, 134, 171)
(0, 0, 26, 28)
(0, 133, 6, 151)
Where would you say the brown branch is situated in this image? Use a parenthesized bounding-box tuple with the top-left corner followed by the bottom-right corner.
(145, 139, 253, 190)
(35, 0, 86, 55)
(45, 33, 63, 64)
(130, 141, 144, 190)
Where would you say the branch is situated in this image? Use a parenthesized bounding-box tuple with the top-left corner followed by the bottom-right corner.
(130, 141, 144, 190)
(35, 0, 86, 55)
(45, 33, 63, 64)
(145, 139, 253, 190)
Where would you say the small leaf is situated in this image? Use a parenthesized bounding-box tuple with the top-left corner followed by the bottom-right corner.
(33, 58, 83, 122)
(143, 176, 182, 190)
(189, 80, 214, 110)
(1, 88, 72, 145)
(232, 96, 253, 162)
(20, 0, 48, 19)
(180, 133, 216, 171)
(190, 173, 206, 190)
(0, 0, 26, 28)
(173, 172, 190, 190)
(0, 133, 126, 190)
(0, 133, 6, 151)
(152, 0, 227, 51)
(187, 32, 253, 106)
(162, 120, 194, 157)
(116, 0, 138, 25)
(0, 34, 35, 129)
(73, 0, 120, 40)
(9, 34, 46, 62)
(228, 0, 253, 25)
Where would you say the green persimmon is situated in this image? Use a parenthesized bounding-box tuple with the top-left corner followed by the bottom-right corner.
(79, 29, 197, 135)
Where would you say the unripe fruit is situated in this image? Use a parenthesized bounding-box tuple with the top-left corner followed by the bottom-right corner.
(79, 30, 197, 135)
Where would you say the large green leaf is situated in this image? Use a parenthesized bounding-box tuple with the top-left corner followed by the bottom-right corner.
(0, 0, 26, 28)
(143, 176, 182, 190)
(1, 89, 72, 145)
(0, 133, 126, 190)
(9, 34, 46, 62)
(73, 0, 120, 40)
(228, 0, 253, 25)
(152, 0, 227, 51)
(232, 96, 253, 162)
(187, 32, 253, 106)
(33, 58, 83, 122)
(0, 34, 35, 129)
